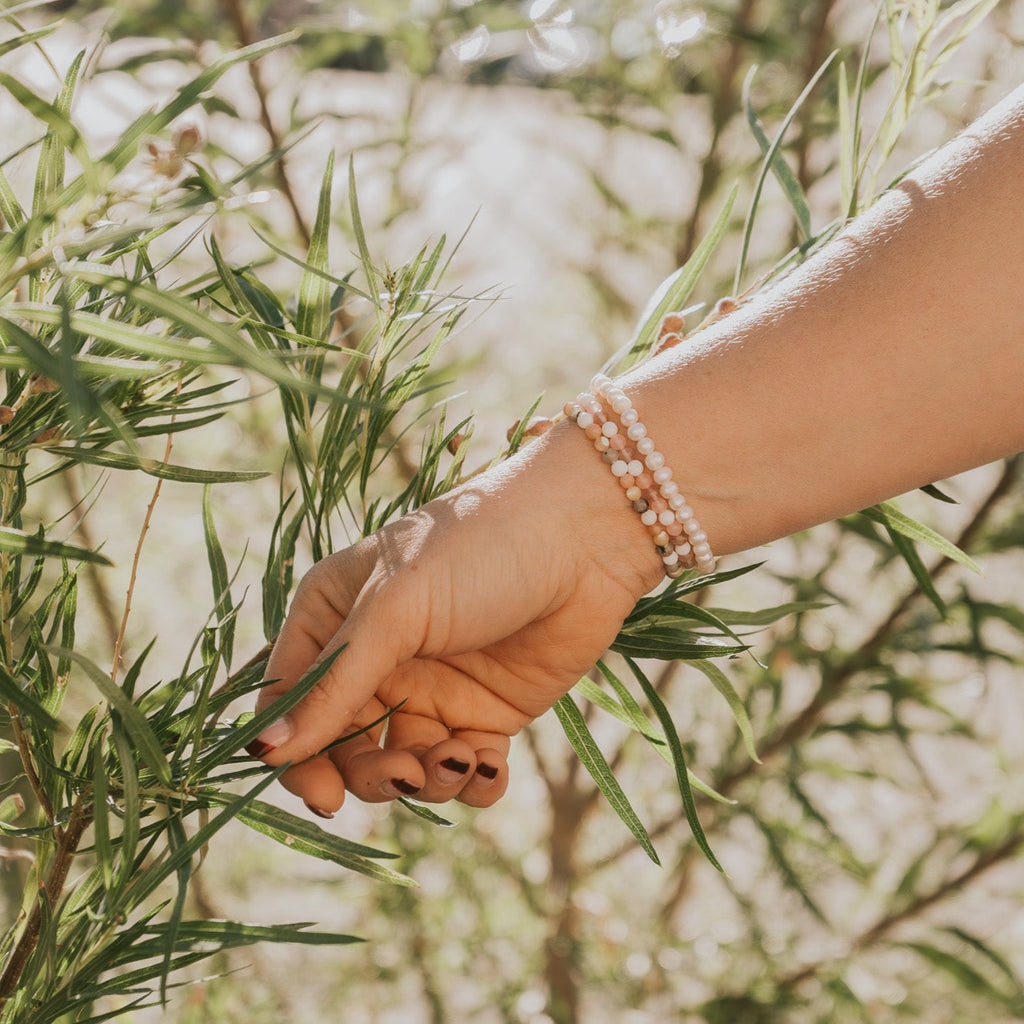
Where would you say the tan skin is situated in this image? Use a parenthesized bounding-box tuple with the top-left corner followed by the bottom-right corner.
(252, 85, 1024, 817)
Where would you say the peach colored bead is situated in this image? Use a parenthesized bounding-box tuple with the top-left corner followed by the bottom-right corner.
(625, 485, 642, 501)
(584, 424, 602, 441)
(593, 437, 610, 451)
(609, 435, 627, 450)
(636, 472, 654, 490)
(650, 497, 668, 514)
(618, 474, 636, 489)
(666, 522, 684, 537)
(652, 530, 670, 546)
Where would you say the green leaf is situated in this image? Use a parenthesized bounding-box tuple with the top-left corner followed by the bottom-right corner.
(46, 446, 267, 484)
(611, 628, 746, 661)
(860, 500, 980, 573)
(886, 524, 946, 615)
(554, 694, 660, 864)
(398, 798, 456, 828)
(627, 658, 722, 872)
(0, 523, 111, 566)
(690, 661, 760, 763)
(62, 648, 172, 786)
(144, 919, 363, 948)
(0, 664, 59, 730)
(743, 65, 812, 240)
(621, 184, 738, 367)
(225, 799, 415, 886)
(734, 51, 839, 292)
(296, 152, 335, 346)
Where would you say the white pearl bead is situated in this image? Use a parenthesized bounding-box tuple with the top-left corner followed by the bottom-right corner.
(675, 505, 693, 521)
(644, 451, 665, 471)
(689, 530, 707, 545)
(675, 542, 692, 556)
(620, 408, 638, 426)
(669, 494, 686, 509)
(611, 393, 631, 414)
(610, 460, 628, 477)
(601, 420, 618, 437)
(683, 519, 701, 536)
(637, 437, 655, 455)
(662, 551, 679, 567)
(575, 393, 591, 409)
(576, 411, 594, 429)
(640, 509, 658, 527)
(626, 423, 646, 441)
(590, 374, 610, 393)
(627, 459, 643, 477)
(658, 509, 675, 526)
(653, 466, 672, 485)
(660, 480, 679, 498)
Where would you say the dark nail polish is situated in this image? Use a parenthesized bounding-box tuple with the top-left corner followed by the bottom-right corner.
(440, 757, 470, 775)
(391, 778, 421, 796)
(475, 763, 498, 780)
(245, 739, 275, 759)
(305, 802, 335, 820)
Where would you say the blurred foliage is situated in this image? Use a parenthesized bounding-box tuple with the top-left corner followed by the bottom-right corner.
(0, 0, 1023, 1023)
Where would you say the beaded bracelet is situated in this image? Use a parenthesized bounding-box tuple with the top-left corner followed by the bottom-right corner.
(564, 374, 716, 579)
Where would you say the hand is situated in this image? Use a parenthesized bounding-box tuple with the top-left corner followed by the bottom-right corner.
(247, 422, 658, 816)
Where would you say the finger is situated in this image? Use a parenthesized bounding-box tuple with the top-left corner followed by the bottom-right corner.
(278, 755, 346, 818)
(332, 746, 426, 803)
(251, 580, 421, 766)
(415, 737, 478, 802)
(452, 730, 511, 808)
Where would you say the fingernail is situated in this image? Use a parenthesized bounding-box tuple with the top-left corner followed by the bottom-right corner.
(475, 763, 499, 781)
(435, 757, 470, 785)
(304, 802, 335, 820)
(244, 716, 293, 759)
(388, 778, 421, 796)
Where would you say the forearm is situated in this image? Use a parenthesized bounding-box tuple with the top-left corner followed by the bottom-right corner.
(614, 85, 1024, 563)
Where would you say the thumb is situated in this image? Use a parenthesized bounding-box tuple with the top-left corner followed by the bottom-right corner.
(247, 584, 417, 765)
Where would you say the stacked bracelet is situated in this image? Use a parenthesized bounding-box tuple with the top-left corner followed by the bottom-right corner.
(564, 374, 716, 579)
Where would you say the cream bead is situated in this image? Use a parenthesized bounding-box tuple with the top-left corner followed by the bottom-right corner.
(644, 451, 665, 471)
(576, 411, 594, 429)
(640, 509, 658, 527)
(610, 460, 629, 477)
(625, 485, 642, 502)
(658, 509, 675, 526)
(627, 459, 643, 477)
(601, 420, 619, 437)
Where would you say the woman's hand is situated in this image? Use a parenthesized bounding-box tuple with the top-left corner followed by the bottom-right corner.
(247, 422, 660, 816)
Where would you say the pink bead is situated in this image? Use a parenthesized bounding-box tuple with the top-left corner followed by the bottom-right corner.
(618, 474, 636, 489)
(666, 522, 684, 537)
(609, 435, 626, 450)
(650, 497, 668, 514)
(584, 424, 602, 441)
(635, 472, 653, 490)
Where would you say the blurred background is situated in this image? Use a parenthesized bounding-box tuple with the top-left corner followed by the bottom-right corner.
(3, 1, 1024, 1021)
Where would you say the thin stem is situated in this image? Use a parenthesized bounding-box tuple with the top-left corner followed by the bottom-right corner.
(0, 798, 92, 1013)
(219, 0, 311, 248)
(111, 421, 177, 683)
